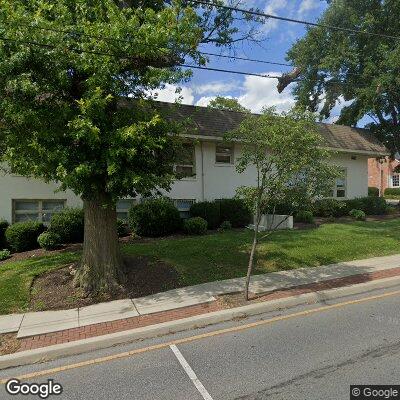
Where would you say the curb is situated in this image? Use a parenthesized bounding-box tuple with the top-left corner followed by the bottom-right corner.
(1, 275, 400, 371)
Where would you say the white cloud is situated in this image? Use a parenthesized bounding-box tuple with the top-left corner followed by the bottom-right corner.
(150, 84, 194, 105)
(298, 0, 322, 16)
(238, 73, 296, 113)
(194, 81, 237, 95)
(262, 0, 288, 33)
(195, 96, 217, 107)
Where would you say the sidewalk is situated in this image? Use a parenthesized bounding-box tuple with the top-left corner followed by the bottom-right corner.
(1, 254, 400, 353)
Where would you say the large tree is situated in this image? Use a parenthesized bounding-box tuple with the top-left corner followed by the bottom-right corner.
(286, 0, 400, 154)
(0, 0, 262, 294)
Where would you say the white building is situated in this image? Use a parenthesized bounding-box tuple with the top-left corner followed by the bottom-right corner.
(0, 102, 388, 223)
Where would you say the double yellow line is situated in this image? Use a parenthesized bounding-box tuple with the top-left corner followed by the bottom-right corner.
(1, 288, 400, 384)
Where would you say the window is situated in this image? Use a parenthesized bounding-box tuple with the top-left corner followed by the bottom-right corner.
(215, 143, 234, 164)
(116, 199, 136, 221)
(173, 199, 195, 219)
(392, 174, 400, 188)
(333, 169, 347, 198)
(13, 199, 65, 223)
(175, 143, 195, 178)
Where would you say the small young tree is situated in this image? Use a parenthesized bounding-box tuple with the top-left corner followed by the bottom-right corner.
(225, 108, 338, 300)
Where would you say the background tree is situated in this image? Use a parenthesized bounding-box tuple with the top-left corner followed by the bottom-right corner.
(0, 0, 263, 294)
(208, 96, 248, 112)
(225, 108, 337, 300)
(286, 0, 400, 154)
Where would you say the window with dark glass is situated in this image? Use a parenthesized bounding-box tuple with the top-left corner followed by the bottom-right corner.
(175, 143, 195, 178)
(215, 144, 234, 164)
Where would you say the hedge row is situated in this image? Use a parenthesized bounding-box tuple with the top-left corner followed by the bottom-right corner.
(189, 199, 251, 229)
(312, 197, 388, 218)
(384, 188, 400, 197)
(368, 187, 380, 197)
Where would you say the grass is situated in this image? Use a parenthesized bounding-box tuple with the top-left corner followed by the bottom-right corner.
(123, 220, 400, 287)
(1, 219, 400, 315)
(0, 252, 79, 315)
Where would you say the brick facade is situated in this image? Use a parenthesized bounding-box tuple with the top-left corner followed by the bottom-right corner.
(368, 157, 400, 195)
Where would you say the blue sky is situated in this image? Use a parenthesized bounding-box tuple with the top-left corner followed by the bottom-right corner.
(153, 0, 359, 125)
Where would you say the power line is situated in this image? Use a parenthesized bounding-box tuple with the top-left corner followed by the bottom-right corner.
(201, 51, 291, 67)
(188, 0, 400, 41)
(181, 64, 281, 79)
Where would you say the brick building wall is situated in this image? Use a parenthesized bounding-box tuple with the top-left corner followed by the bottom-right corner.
(368, 157, 400, 195)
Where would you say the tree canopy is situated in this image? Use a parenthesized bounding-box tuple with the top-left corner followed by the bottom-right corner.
(287, 0, 400, 154)
(0, 0, 263, 293)
(207, 96, 248, 112)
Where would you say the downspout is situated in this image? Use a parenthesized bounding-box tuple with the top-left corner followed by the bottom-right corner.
(200, 141, 205, 201)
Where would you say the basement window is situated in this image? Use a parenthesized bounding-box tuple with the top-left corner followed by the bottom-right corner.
(116, 199, 137, 221)
(13, 199, 65, 223)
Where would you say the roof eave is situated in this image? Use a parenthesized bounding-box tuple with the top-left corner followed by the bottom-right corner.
(323, 146, 390, 157)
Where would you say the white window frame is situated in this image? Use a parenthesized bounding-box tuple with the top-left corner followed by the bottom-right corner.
(391, 174, 400, 188)
(333, 168, 347, 199)
(174, 143, 196, 179)
(12, 199, 66, 224)
(215, 143, 234, 165)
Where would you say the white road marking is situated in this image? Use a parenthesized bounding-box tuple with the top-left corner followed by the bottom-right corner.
(170, 344, 214, 400)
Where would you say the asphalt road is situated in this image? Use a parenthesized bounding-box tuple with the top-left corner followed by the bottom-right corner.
(1, 285, 400, 400)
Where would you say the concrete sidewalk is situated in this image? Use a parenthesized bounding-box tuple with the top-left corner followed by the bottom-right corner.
(1, 254, 400, 339)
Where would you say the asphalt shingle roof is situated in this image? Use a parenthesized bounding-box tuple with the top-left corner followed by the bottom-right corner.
(134, 101, 389, 156)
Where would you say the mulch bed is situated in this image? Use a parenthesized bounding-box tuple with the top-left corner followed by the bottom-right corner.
(0, 333, 21, 356)
(29, 255, 182, 312)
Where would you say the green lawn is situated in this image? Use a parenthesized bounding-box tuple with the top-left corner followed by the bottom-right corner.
(123, 219, 400, 287)
(0, 252, 79, 315)
(1, 219, 400, 315)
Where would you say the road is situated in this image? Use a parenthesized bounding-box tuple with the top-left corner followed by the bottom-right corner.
(1, 285, 400, 400)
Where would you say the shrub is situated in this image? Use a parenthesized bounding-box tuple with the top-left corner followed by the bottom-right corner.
(349, 209, 366, 221)
(129, 197, 182, 237)
(37, 232, 62, 250)
(0, 219, 9, 248)
(219, 220, 232, 231)
(0, 249, 11, 261)
(190, 201, 220, 229)
(183, 217, 208, 235)
(313, 199, 348, 218)
(368, 187, 379, 197)
(49, 208, 84, 243)
(117, 219, 129, 237)
(5, 221, 46, 252)
(345, 196, 387, 215)
(295, 210, 314, 224)
(218, 198, 252, 228)
(384, 188, 400, 197)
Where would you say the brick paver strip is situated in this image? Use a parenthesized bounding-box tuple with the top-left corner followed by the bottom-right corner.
(17, 266, 400, 352)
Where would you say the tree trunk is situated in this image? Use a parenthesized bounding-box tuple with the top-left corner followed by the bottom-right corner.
(74, 193, 125, 294)
(244, 211, 260, 301)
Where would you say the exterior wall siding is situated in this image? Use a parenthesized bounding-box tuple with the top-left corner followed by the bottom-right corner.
(0, 142, 370, 223)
